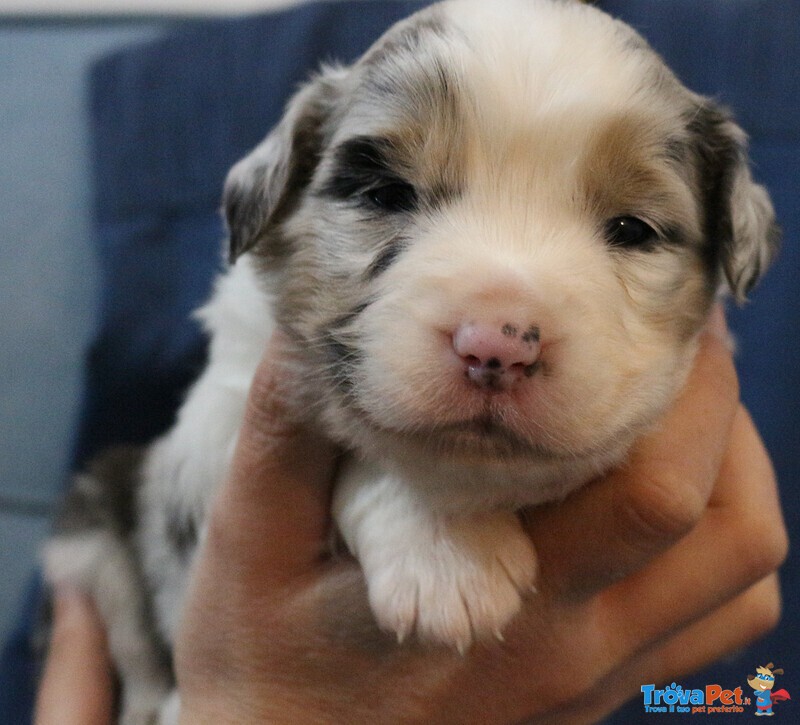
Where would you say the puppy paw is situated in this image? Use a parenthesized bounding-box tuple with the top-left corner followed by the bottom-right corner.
(363, 511, 537, 651)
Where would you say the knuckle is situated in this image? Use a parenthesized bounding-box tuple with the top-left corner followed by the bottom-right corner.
(738, 577, 783, 643)
(619, 472, 707, 550)
(733, 508, 789, 583)
(754, 589, 783, 639)
(757, 521, 789, 576)
(719, 407, 786, 583)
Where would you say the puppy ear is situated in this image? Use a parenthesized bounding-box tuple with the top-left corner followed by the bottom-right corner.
(223, 68, 343, 264)
(689, 102, 780, 303)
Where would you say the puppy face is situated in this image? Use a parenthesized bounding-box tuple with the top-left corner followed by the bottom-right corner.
(225, 0, 777, 472)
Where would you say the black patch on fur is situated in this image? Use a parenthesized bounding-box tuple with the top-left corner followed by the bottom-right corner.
(366, 237, 409, 279)
(329, 300, 371, 331)
(501, 324, 518, 338)
(324, 335, 363, 394)
(663, 134, 690, 166)
(688, 104, 780, 297)
(686, 103, 740, 287)
(54, 446, 143, 538)
(322, 136, 406, 201)
(225, 165, 268, 264)
(166, 511, 197, 561)
(262, 111, 327, 251)
(46, 446, 175, 691)
(323, 302, 371, 394)
(360, 23, 464, 208)
(226, 79, 336, 263)
(321, 135, 457, 217)
(684, 102, 778, 298)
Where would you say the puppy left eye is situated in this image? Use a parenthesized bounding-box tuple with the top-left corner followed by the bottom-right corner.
(366, 182, 418, 213)
(604, 216, 658, 248)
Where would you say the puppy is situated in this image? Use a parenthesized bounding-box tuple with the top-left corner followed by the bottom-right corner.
(44, 0, 778, 721)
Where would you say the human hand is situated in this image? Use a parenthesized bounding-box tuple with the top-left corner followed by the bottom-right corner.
(174, 310, 788, 724)
(34, 588, 114, 725)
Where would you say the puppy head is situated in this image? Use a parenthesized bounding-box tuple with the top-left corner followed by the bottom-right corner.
(224, 0, 778, 470)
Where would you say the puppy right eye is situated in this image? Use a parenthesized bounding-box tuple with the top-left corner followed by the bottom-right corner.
(366, 182, 418, 213)
(604, 216, 659, 249)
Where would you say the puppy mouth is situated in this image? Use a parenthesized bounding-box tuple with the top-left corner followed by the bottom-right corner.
(350, 394, 577, 461)
(408, 416, 564, 460)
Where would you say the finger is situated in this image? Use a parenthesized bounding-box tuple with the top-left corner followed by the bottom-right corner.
(600, 406, 787, 661)
(555, 574, 782, 724)
(643, 573, 782, 687)
(35, 588, 114, 725)
(529, 320, 739, 599)
(204, 332, 339, 588)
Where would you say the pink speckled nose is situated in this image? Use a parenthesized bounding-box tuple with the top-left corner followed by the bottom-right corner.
(453, 322, 541, 390)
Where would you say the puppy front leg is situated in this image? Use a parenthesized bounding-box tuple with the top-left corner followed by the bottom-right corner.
(333, 460, 538, 652)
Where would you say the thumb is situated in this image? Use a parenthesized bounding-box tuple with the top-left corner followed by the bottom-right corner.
(204, 331, 338, 588)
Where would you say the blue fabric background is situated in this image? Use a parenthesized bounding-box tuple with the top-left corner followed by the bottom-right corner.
(2, 1, 797, 721)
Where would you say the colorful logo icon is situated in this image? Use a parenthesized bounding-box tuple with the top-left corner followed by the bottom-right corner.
(747, 663, 791, 717)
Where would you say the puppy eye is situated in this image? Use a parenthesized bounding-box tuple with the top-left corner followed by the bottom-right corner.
(604, 216, 658, 248)
(366, 182, 418, 213)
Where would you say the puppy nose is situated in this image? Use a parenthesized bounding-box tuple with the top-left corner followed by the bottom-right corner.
(453, 322, 541, 389)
